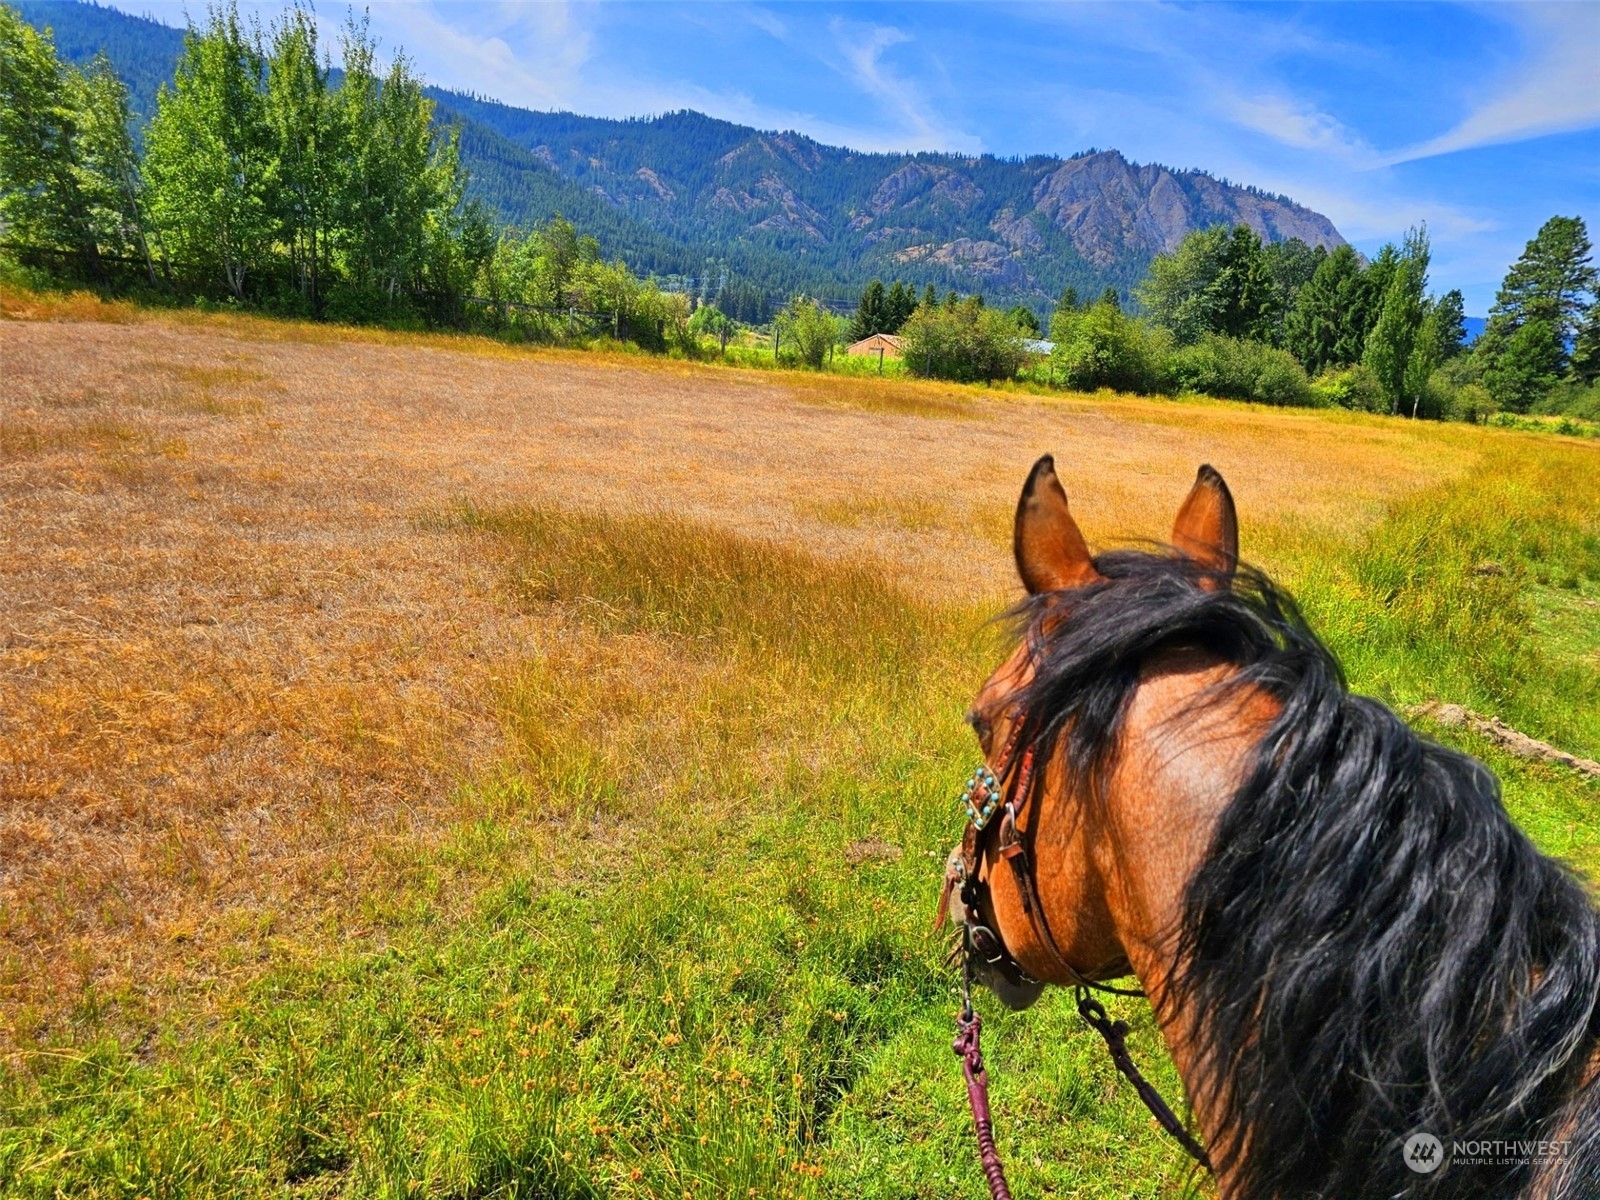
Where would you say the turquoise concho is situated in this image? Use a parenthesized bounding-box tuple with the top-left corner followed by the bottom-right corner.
(962, 765, 1002, 831)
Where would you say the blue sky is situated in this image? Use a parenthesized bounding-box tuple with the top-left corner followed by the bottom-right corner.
(107, 1, 1600, 314)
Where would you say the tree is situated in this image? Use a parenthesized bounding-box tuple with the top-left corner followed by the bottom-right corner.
(849, 278, 886, 340)
(1282, 244, 1367, 375)
(902, 296, 1025, 382)
(1261, 238, 1325, 342)
(1007, 304, 1041, 335)
(1475, 216, 1596, 409)
(1433, 288, 1467, 359)
(884, 280, 915, 331)
(331, 16, 461, 302)
(0, 6, 100, 269)
(1362, 227, 1430, 415)
(1403, 305, 1444, 418)
(144, 3, 275, 300)
(1049, 299, 1168, 393)
(1135, 225, 1229, 344)
(265, 4, 336, 310)
(68, 54, 154, 278)
(1098, 286, 1121, 311)
(1136, 224, 1273, 344)
(1485, 216, 1595, 351)
(1569, 303, 1600, 385)
(776, 296, 838, 369)
(1211, 224, 1274, 341)
(1484, 318, 1563, 412)
(1057, 285, 1079, 314)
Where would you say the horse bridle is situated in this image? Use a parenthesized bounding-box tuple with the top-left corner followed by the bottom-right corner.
(939, 705, 1211, 1198)
(941, 712, 1145, 998)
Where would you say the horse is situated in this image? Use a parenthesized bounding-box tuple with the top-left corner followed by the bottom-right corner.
(943, 455, 1600, 1199)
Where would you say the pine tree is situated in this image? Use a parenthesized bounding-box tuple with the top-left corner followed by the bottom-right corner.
(1210, 224, 1273, 340)
(1099, 286, 1121, 311)
(1433, 288, 1467, 359)
(1058, 285, 1079, 313)
(849, 278, 885, 340)
(885, 280, 914, 331)
(1476, 216, 1596, 407)
(1485, 216, 1595, 350)
(1485, 319, 1563, 412)
(1569, 303, 1600, 385)
(1282, 244, 1367, 375)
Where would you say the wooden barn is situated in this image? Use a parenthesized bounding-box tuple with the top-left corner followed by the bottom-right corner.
(846, 333, 904, 358)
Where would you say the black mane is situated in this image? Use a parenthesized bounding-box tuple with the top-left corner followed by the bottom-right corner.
(1011, 549, 1600, 1199)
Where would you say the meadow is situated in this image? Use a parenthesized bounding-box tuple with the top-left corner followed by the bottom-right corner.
(1, 289, 1597, 1198)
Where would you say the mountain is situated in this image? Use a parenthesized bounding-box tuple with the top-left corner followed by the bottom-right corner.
(15, 0, 1348, 310)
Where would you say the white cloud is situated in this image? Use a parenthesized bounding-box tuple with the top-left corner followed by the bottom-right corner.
(1383, 3, 1600, 163)
(825, 19, 981, 153)
(1218, 92, 1377, 165)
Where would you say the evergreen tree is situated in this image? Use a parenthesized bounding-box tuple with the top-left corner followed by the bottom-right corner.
(1099, 286, 1121, 311)
(1211, 225, 1273, 340)
(1569, 302, 1600, 385)
(1282, 244, 1366, 375)
(1484, 216, 1595, 351)
(144, 3, 274, 300)
(1358, 243, 1401, 344)
(922, 283, 937, 309)
(884, 279, 914, 331)
(1261, 237, 1324, 342)
(1057, 285, 1079, 313)
(849, 277, 885, 340)
(1485, 318, 1563, 412)
(1007, 304, 1041, 335)
(0, 6, 100, 268)
(1433, 288, 1467, 359)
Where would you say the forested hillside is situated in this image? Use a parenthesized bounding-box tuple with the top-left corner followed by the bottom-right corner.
(15, 0, 1347, 309)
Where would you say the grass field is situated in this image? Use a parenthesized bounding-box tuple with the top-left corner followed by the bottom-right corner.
(2, 290, 1598, 1197)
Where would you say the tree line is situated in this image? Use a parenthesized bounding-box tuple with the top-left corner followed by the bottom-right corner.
(839, 216, 1596, 419)
(0, 2, 691, 339)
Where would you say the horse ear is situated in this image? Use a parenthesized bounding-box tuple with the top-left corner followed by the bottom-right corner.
(1171, 464, 1238, 583)
(1014, 454, 1100, 594)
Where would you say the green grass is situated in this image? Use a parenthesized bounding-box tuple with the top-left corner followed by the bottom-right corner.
(3, 441, 1598, 1198)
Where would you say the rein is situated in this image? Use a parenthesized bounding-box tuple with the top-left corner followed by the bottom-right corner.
(941, 711, 1211, 1196)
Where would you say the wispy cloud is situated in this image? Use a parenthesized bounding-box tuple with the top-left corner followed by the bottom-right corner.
(825, 19, 980, 153)
(1218, 92, 1377, 165)
(1382, 4, 1600, 163)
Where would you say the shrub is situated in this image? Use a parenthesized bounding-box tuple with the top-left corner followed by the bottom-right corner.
(1533, 380, 1600, 421)
(1310, 364, 1385, 412)
(1170, 335, 1314, 406)
(1048, 302, 1170, 393)
(900, 298, 1025, 382)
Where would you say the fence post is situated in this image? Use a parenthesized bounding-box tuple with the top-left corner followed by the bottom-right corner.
(878, 346, 884, 375)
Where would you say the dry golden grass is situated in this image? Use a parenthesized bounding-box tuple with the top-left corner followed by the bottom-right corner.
(0, 303, 1513, 1043)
